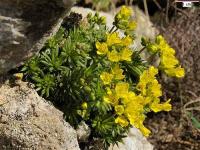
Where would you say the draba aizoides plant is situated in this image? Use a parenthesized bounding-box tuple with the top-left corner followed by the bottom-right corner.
(22, 6, 185, 148)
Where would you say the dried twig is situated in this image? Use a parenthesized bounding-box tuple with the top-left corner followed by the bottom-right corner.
(129, 0, 133, 5)
(185, 107, 200, 111)
(152, 0, 162, 10)
(171, 5, 190, 18)
(166, 0, 170, 23)
(183, 98, 200, 108)
(143, 0, 149, 17)
(186, 90, 198, 98)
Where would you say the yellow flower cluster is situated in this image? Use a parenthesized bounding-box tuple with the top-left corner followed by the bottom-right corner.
(95, 6, 175, 138)
(115, 5, 132, 20)
(103, 80, 151, 136)
(100, 64, 125, 85)
(100, 66, 172, 136)
(147, 35, 185, 78)
(137, 66, 172, 113)
(114, 6, 137, 31)
(96, 32, 133, 62)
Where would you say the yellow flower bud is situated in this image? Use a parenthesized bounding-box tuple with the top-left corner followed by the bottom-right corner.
(96, 42, 108, 55)
(115, 105, 124, 115)
(115, 116, 129, 127)
(107, 50, 120, 62)
(81, 102, 88, 110)
(100, 72, 113, 85)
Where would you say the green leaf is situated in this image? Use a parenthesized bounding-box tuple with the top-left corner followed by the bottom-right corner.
(191, 116, 200, 129)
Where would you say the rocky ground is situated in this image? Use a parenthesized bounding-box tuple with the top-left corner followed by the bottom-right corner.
(0, 80, 79, 149)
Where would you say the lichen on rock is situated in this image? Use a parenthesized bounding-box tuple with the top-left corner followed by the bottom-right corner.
(0, 81, 80, 150)
(0, 0, 74, 74)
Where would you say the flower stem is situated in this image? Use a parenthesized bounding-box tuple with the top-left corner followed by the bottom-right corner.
(134, 47, 146, 58)
(113, 28, 118, 33)
(109, 26, 115, 33)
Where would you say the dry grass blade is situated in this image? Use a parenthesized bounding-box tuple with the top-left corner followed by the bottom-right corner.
(183, 98, 200, 109)
(143, 0, 149, 17)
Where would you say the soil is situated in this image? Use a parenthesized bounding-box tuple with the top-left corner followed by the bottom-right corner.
(146, 102, 200, 150)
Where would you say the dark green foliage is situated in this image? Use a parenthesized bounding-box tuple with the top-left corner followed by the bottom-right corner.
(91, 114, 127, 148)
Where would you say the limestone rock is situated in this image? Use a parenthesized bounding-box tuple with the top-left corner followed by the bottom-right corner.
(109, 128, 153, 150)
(76, 121, 91, 142)
(0, 0, 74, 74)
(0, 81, 80, 150)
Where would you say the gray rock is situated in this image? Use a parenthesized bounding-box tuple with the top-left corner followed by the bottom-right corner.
(109, 128, 153, 150)
(0, 81, 80, 150)
(76, 121, 91, 142)
(0, 0, 74, 74)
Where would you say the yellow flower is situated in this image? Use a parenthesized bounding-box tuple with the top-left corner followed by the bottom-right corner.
(104, 94, 119, 106)
(147, 79, 162, 98)
(96, 42, 108, 55)
(124, 95, 144, 116)
(148, 66, 158, 78)
(127, 91, 136, 100)
(146, 44, 159, 53)
(111, 64, 125, 80)
(162, 46, 175, 55)
(137, 80, 147, 96)
(115, 82, 129, 99)
(143, 97, 152, 105)
(164, 66, 185, 78)
(121, 35, 133, 47)
(138, 66, 158, 85)
(107, 50, 120, 62)
(122, 91, 136, 104)
(116, 6, 132, 20)
(104, 89, 119, 106)
(120, 48, 133, 61)
(155, 35, 168, 50)
(100, 72, 113, 85)
(106, 32, 121, 46)
(115, 116, 129, 127)
(115, 105, 124, 115)
(175, 66, 185, 78)
(13, 73, 23, 80)
(160, 53, 179, 69)
(106, 87, 112, 95)
(139, 124, 151, 137)
(134, 95, 149, 106)
(127, 21, 137, 30)
(128, 112, 145, 128)
(150, 99, 172, 113)
(81, 102, 88, 110)
(118, 91, 152, 136)
(137, 66, 161, 98)
(153, 35, 185, 78)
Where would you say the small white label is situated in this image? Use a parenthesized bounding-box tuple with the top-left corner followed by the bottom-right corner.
(182, 2, 193, 7)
